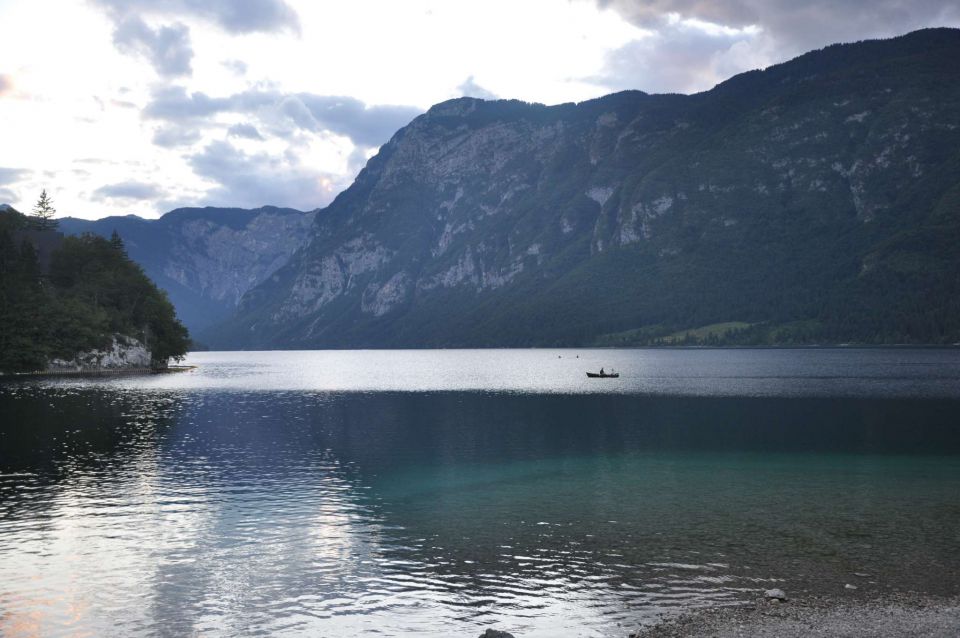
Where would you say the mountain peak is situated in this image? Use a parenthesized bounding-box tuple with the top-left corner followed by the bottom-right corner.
(210, 30, 960, 348)
(426, 97, 487, 117)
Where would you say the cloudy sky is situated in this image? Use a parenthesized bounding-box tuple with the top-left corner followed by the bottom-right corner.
(1, 0, 958, 220)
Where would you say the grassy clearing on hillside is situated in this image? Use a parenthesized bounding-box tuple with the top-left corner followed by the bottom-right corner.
(594, 322, 753, 346)
(662, 322, 754, 344)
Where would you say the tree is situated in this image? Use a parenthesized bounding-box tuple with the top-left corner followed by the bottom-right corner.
(0, 226, 50, 371)
(0, 208, 190, 373)
(31, 189, 58, 231)
(109, 229, 125, 254)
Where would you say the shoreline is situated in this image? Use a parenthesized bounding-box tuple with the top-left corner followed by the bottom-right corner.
(186, 344, 960, 354)
(628, 592, 960, 637)
(0, 365, 196, 379)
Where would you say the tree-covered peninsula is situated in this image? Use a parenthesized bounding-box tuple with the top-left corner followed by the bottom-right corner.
(0, 205, 189, 373)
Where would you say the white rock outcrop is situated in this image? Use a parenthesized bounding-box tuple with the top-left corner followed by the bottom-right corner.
(47, 335, 152, 372)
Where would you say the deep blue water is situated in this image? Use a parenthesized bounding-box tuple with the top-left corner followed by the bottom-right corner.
(1, 349, 959, 637)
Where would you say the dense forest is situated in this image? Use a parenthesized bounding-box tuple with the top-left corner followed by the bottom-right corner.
(0, 207, 189, 373)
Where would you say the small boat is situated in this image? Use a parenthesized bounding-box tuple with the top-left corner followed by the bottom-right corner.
(586, 371, 619, 378)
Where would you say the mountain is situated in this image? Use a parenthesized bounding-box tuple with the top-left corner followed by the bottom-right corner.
(61, 206, 316, 336)
(212, 29, 960, 348)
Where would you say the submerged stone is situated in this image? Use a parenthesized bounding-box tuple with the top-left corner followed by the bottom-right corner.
(764, 588, 788, 601)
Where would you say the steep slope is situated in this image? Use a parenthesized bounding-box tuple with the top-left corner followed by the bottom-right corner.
(215, 29, 960, 348)
(61, 206, 316, 335)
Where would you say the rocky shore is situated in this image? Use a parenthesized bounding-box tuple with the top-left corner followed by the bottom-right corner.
(627, 593, 960, 638)
(46, 335, 152, 372)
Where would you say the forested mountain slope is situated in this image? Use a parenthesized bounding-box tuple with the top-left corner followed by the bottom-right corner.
(61, 206, 316, 335)
(213, 29, 960, 348)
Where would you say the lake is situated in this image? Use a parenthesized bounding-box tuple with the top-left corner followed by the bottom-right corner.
(2, 348, 960, 637)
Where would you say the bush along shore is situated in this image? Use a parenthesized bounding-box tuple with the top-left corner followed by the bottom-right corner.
(0, 206, 189, 374)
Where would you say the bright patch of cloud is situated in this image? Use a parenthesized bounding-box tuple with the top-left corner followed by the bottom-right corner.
(457, 76, 498, 100)
(591, 18, 771, 94)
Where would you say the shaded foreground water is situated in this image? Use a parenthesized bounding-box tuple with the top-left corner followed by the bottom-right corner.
(1, 349, 959, 637)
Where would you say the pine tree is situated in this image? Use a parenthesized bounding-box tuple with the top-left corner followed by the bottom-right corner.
(110, 229, 125, 253)
(31, 189, 58, 231)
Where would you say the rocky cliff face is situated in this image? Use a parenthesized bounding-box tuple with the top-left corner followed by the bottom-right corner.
(61, 207, 316, 336)
(215, 29, 960, 348)
(47, 335, 151, 371)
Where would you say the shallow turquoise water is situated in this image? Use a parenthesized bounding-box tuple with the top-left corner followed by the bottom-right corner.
(1, 349, 959, 637)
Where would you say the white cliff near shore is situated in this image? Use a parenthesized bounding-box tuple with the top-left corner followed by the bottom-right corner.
(46, 335, 152, 372)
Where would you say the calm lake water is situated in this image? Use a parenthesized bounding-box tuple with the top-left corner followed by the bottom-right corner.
(2, 348, 960, 637)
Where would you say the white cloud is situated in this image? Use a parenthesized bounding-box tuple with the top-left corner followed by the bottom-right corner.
(91, 0, 300, 35)
(589, 0, 960, 93)
(92, 180, 164, 201)
(227, 123, 264, 140)
(112, 17, 193, 78)
(188, 140, 336, 210)
(591, 18, 772, 94)
(457, 76, 498, 100)
(142, 86, 422, 148)
(0, 0, 956, 219)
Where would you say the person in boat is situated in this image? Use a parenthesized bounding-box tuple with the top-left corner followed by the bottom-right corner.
(600, 368, 605, 375)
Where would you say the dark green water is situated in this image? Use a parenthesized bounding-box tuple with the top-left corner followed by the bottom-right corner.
(1, 349, 959, 637)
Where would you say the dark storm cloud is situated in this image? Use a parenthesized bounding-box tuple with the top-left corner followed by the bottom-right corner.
(143, 87, 422, 149)
(188, 140, 334, 209)
(457, 75, 498, 100)
(92, 181, 163, 201)
(113, 16, 193, 77)
(91, 0, 300, 35)
(592, 0, 960, 93)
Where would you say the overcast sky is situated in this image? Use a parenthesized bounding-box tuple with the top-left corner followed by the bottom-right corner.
(1, 0, 958, 219)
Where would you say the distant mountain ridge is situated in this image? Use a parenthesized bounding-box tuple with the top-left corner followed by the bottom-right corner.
(61, 206, 316, 335)
(201, 29, 960, 348)
(205, 29, 960, 348)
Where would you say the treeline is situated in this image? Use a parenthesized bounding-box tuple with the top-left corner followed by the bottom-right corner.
(0, 208, 189, 373)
